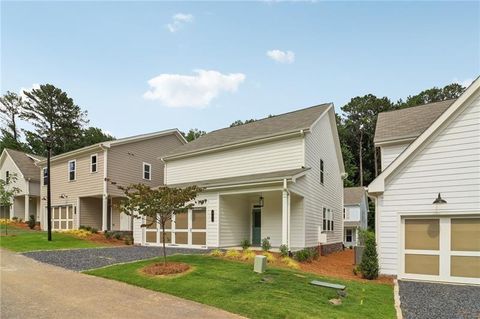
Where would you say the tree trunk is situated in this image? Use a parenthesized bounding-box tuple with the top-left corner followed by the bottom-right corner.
(161, 222, 167, 266)
(359, 129, 364, 186)
(47, 146, 52, 241)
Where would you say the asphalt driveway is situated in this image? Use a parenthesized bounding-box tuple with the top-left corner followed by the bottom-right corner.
(399, 280, 480, 319)
(22, 246, 208, 271)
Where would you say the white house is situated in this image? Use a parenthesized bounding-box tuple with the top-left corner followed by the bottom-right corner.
(343, 187, 368, 247)
(368, 78, 480, 284)
(133, 103, 346, 253)
(0, 148, 44, 221)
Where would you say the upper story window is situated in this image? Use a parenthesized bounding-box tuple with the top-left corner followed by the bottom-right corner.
(320, 159, 324, 184)
(68, 160, 76, 181)
(143, 163, 151, 180)
(43, 168, 48, 185)
(91, 154, 98, 173)
(5, 171, 9, 183)
(343, 207, 350, 220)
(322, 207, 333, 232)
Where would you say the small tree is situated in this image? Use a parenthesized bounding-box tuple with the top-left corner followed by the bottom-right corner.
(0, 174, 20, 235)
(359, 231, 379, 279)
(118, 184, 204, 265)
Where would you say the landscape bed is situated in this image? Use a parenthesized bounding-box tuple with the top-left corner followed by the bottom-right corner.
(85, 254, 396, 319)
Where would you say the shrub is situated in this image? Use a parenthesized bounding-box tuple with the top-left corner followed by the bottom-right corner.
(104, 231, 112, 239)
(241, 249, 256, 262)
(360, 231, 379, 280)
(261, 237, 271, 251)
(294, 248, 316, 262)
(114, 232, 122, 240)
(281, 257, 300, 269)
(279, 244, 289, 257)
(28, 215, 36, 229)
(240, 239, 251, 250)
(124, 235, 133, 245)
(90, 227, 98, 233)
(0, 219, 12, 225)
(263, 252, 276, 263)
(63, 229, 91, 238)
(79, 225, 92, 232)
(12, 217, 18, 222)
(210, 249, 224, 257)
(225, 249, 241, 259)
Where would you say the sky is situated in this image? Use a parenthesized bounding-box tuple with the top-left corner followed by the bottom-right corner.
(1, 1, 479, 138)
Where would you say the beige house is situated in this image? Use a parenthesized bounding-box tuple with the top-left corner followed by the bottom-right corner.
(133, 104, 346, 253)
(0, 149, 44, 220)
(38, 129, 186, 231)
(369, 78, 480, 284)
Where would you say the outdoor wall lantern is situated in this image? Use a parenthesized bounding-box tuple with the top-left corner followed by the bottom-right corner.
(432, 193, 447, 205)
(259, 196, 264, 208)
(211, 210, 215, 223)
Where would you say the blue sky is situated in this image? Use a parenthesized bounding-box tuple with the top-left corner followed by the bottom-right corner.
(2, 1, 479, 137)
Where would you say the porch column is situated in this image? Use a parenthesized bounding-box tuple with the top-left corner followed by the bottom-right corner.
(24, 194, 30, 221)
(102, 194, 108, 231)
(281, 189, 290, 247)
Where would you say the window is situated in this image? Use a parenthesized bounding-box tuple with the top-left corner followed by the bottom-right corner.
(5, 171, 9, 183)
(322, 207, 327, 231)
(43, 168, 48, 185)
(320, 159, 324, 184)
(343, 208, 346, 219)
(68, 160, 76, 181)
(143, 163, 151, 180)
(345, 229, 353, 242)
(90, 154, 97, 173)
(323, 207, 334, 232)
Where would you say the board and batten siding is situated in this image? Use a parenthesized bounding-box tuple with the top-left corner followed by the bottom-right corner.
(107, 134, 184, 196)
(290, 112, 344, 247)
(165, 137, 304, 185)
(380, 143, 409, 171)
(377, 93, 480, 275)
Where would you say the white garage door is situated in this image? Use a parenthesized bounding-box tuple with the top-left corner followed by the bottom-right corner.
(401, 216, 480, 284)
(51, 205, 74, 230)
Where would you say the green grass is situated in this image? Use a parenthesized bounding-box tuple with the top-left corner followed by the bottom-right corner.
(0, 225, 102, 252)
(85, 255, 395, 319)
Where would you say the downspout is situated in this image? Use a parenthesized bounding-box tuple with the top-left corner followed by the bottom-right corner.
(282, 178, 291, 248)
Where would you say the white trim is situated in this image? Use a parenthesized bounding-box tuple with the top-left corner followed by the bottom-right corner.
(143, 162, 152, 181)
(1, 149, 25, 180)
(67, 160, 76, 181)
(90, 153, 98, 173)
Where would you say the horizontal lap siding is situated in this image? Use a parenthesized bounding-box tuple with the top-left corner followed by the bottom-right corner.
(1, 154, 27, 194)
(378, 94, 480, 275)
(79, 197, 102, 229)
(219, 194, 250, 247)
(165, 137, 304, 184)
(381, 144, 409, 170)
(290, 193, 305, 248)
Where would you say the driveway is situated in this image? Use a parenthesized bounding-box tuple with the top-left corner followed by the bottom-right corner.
(23, 246, 207, 271)
(1, 249, 242, 319)
(399, 280, 480, 319)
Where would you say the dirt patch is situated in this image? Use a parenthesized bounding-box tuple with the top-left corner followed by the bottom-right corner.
(299, 249, 393, 285)
(86, 233, 126, 246)
(142, 262, 191, 276)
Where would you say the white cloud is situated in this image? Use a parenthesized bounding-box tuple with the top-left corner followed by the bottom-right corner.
(143, 69, 246, 108)
(18, 83, 40, 99)
(266, 49, 295, 64)
(167, 13, 194, 33)
(453, 77, 474, 88)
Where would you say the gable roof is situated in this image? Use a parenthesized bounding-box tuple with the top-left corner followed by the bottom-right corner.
(369, 77, 480, 194)
(374, 99, 456, 144)
(3, 149, 44, 181)
(344, 187, 367, 206)
(163, 103, 332, 159)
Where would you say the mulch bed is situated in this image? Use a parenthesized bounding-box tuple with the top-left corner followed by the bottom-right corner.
(142, 262, 191, 276)
(86, 233, 126, 246)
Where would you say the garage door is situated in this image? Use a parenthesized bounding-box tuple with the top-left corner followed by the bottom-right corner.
(401, 216, 480, 284)
(51, 205, 74, 230)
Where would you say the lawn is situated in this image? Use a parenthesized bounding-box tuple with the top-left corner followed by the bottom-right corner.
(0, 225, 102, 252)
(86, 255, 396, 319)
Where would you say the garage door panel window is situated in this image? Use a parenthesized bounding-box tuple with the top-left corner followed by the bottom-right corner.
(450, 256, 480, 278)
(405, 254, 440, 276)
(405, 219, 439, 250)
(451, 218, 480, 252)
(146, 231, 157, 243)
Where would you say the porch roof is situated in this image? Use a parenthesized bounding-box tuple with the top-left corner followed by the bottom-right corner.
(168, 167, 310, 189)
(344, 220, 361, 227)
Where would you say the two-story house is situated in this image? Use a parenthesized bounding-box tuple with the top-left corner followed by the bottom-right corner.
(369, 78, 480, 284)
(343, 186, 368, 247)
(0, 148, 44, 220)
(38, 129, 186, 232)
(133, 103, 345, 253)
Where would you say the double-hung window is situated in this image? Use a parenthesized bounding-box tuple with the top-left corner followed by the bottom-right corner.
(5, 171, 9, 183)
(320, 159, 324, 184)
(91, 154, 98, 173)
(143, 163, 151, 180)
(43, 168, 48, 185)
(323, 207, 334, 232)
(68, 160, 76, 181)
(345, 229, 353, 242)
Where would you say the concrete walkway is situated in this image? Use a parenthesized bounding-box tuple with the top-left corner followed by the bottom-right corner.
(1, 249, 243, 319)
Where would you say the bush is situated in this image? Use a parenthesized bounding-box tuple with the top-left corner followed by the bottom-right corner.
(241, 249, 256, 262)
(360, 231, 379, 280)
(225, 249, 241, 259)
(104, 231, 112, 239)
(79, 225, 92, 232)
(124, 235, 133, 245)
(28, 215, 36, 229)
(12, 217, 18, 222)
(210, 249, 224, 257)
(114, 232, 122, 240)
(90, 228, 98, 234)
(281, 257, 300, 269)
(279, 244, 289, 257)
(240, 239, 251, 250)
(294, 248, 318, 262)
(261, 237, 271, 251)
(262, 252, 276, 263)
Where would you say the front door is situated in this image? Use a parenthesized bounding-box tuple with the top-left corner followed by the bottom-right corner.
(252, 206, 261, 246)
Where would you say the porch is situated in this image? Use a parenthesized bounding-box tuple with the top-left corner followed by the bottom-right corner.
(78, 196, 132, 231)
(11, 195, 40, 221)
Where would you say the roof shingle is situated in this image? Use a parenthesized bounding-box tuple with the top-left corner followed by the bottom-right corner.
(344, 187, 367, 206)
(5, 149, 44, 181)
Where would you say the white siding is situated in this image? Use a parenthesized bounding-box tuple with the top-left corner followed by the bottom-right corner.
(345, 206, 361, 221)
(0, 153, 27, 194)
(290, 112, 344, 247)
(290, 193, 305, 248)
(380, 143, 409, 171)
(166, 137, 304, 184)
(219, 194, 250, 247)
(260, 192, 283, 247)
(377, 94, 480, 275)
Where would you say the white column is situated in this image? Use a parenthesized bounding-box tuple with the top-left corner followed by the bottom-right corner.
(25, 194, 30, 221)
(281, 189, 289, 247)
(102, 194, 108, 231)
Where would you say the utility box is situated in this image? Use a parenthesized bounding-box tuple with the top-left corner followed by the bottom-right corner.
(254, 255, 267, 273)
(354, 245, 364, 265)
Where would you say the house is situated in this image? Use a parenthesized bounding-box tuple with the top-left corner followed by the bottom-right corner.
(133, 103, 346, 253)
(368, 78, 480, 284)
(37, 129, 186, 232)
(343, 187, 368, 247)
(0, 148, 44, 220)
